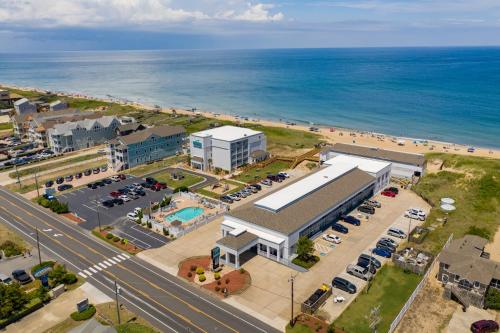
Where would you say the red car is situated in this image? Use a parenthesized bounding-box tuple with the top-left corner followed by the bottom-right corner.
(471, 320, 499, 333)
(153, 182, 167, 190)
(110, 191, 121, 198)
(381, 190, 396, 197)
(118, 174, 127, 180)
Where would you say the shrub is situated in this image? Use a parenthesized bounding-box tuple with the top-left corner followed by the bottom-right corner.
(187, 272, 192, 278)
(225, 278, 230, 284)
(48, 264, 68, 287)
(70, 304, 96, 321)
(196, 267, 205, 275)
(239, 268, 245, 274)
(190, 265, 197, 272)
(466, 226, 491, 240)
(31, 261, 55, 275)
(215, 286, 220, 292)
(485, 287, 500, 310)
(0, 240, 23, 257)
(62, 273, 77, 285)
(198, 274, 206, 282)
(327, 324, 336, 333)
(113, 236, 120, 242)
(106, 233, 114, 239)
(121, 238, 126, 244)
(173, 186, 188, 193)
(163, 227, 168, 236)
(147, 221, 152, 229)
(214, 272, 221, 280)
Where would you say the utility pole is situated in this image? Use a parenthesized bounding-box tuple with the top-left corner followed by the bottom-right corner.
(35, 227, 42, 265)
(114, 281, 121, 325)
(407, 217, 413, 242)
(95, 196, 102, 232)
(14, 163, 21, 189)
(288, 274, 296, 327)
(34, 168, 40, 198)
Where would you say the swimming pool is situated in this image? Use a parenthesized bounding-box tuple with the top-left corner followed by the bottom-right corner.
(165, 207, 204, 223)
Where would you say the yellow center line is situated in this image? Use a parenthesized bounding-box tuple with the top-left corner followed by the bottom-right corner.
(1, 195, 239, 333)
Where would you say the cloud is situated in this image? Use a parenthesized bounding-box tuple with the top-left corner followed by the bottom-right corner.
(0, 0, 284, 28)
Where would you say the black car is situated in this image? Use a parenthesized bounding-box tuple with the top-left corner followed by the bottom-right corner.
(94, 181, 105, 187)
(358, 254, 382, 269)
(376, 241, 396, 253)
(140, 182, 151, 188)
(102, 200, 114, 208)
(84, 169, 92, 176)
(331, 277, 357, 294)
(65, 175, 73, 182)
(357, 260, 377, 274)
(57, 184, 73, 191)
(56, 177, 64, 184)
(145, 177, 156, 184)
(358, 205, 375, 214)
(112, 198, 124, 205)
(135, 189, 146, 196)
(12, 269, 32, 285)
(92, 167, 100, 174)
(102, 178, 112, 185)
(45, 180, 54, 188)
(220, 195, 234, 204)
(267, 174, 282, 182)
(118, 188, 130, 194)
(341, 215, 361, 226)
(332, 223, 349, 234)
(75, 172, 83, 179)
(386, 186, 399, 194)
(250, 184, 262, 191)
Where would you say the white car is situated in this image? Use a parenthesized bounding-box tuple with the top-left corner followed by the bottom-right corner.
(133, 207, 142, 214)
(404, 210, 425, 221)
(409, 208, 426, 216)
(278, 172, 290, 178)
(127, 212, 139, 221)
(111, 175, 121, 182)
(322, 234, 342, 244)
(120, 195, 131, 202)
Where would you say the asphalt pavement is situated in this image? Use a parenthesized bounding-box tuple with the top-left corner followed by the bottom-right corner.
(0, 186, 280, 333)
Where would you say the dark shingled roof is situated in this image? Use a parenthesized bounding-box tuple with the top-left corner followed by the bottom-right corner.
(439, 235, 500, 285)
(322, 143, 425, 167)
(118, 125, 185, 145)
(117, 123, 145, 132)
(217, 231, 258, 250)
(228, 168, 375, 235)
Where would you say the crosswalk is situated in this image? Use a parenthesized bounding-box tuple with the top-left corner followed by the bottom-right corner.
(77, 253, 131, 278)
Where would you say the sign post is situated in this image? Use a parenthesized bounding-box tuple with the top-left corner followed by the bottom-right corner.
(76, 299, 89, 313)
(211, 246, 220, 271)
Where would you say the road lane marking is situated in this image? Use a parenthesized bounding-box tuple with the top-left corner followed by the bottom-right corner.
(93, 265, 103, 271)
(83, 269, 92, 276)
(89, 267, 98, 273)
(117, 254, 127, 260)
(102, 260, 112, 267)
(121, 253, 130, 259)
(112, 256, 121, 262)
(98, 262, 107, 269)
(78, 272, 87, 278)
(108, 258, 117, 265)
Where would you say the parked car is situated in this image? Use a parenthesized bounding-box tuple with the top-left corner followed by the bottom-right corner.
(387, 227, 407, 239)
(84, 169, 92, 176)
(267, 174, 282, 182)
(377, 238, 397, 250)
(145, 177, 156, 184)
(120, 195, 131, 202)
(92, 167, 100, 174)
(102, 200, 114, 208)
(100, 165, 108, 172)
(135, 189, 146, 196)
(332, 223, 348, 234)
(404, 210, 425, 221)
(110, 191, 121, 198)
(0, 273, 13, 285)
(357, 260, 377, 274)
(56, 177, 64, 184)
(112, 198, 124, 205)
(278, 172, 290, 178)
(220, 196, 234, 204)
(385, 186, 399, 194)
(94, 181, 105, 187)
(346, 264, 373, 281)
(75, 172, 83, 179)
(111, 175, 121, 182)
(376, 241, 396, 253)
(358, 205, 375, 214)
(128, 193, 139, 200)
(118, 174, 127, 180)
(12, 269, 32, 285)
(322, 234, 341, 244)
(381, 190, 396, 197)
(380, 237, 398, 247)
(372, 247, 392, 258)
(250, 183, 262, 191)
(358, 254, 382, 269)
(64, 175, 73, 182)
(57, 184, 73, 191)
(45, 180, 54, 188)
(331, 277, 357, 294)
(102, 178, 113, 185)
(341, 215, 361, 226)
(155, 182, 167, 189)
(260, 179, 272, 186)
(364, 199, 381, 208)
(228, 194, 240, 201)
(471, 320, 499, 333)
(127, 212, 139, 221)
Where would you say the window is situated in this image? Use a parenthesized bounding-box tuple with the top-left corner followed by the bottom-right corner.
(442, 274, 449, 283)
(259, 244, 267, 252)
(269, 247, 278, 257)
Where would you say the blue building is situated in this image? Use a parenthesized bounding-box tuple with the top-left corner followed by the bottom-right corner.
(108, 125, 186, 171)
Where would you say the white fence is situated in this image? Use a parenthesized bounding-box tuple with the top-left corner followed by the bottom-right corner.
(388, 234, 453, 333)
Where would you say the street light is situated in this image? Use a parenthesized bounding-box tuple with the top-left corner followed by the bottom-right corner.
(95, 196, 102, 232)
(288, 274, 296, 327)
(114, 281, 121, 325)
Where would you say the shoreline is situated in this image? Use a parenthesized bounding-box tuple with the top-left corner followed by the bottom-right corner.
(2, 82, 499, 159)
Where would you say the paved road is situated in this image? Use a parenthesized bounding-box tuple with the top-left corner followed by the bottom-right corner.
(0, 186, 280, 333)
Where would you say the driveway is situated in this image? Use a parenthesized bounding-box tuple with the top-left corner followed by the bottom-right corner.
(446, 306, 498, 333)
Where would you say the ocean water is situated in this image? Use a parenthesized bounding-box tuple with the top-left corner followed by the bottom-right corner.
(1, 47, 499, 148)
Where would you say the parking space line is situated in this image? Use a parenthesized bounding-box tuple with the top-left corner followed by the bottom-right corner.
(130, 225, 168, 244)
(93, 265, 103, 271)
(115, 230, 152, 249)
(83, 269, 92, 276)
(78, 272, 87, 278)
(88, 267, 98, 273)
(81, 204, 97, 212)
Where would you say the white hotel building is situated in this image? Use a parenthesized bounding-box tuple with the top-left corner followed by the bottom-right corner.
(189, 125, 267, 172)
(215, 155, 391, 268)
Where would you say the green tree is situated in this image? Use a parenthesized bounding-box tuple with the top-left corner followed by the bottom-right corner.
(296, 236, 314, 261)
(0, 283, 29, 319)
(485, 287, 500, 310)
(48, 264, 68, 287)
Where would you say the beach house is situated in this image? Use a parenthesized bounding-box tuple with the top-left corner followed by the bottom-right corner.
(107, 125, 185, 171)
(189, 125, 267, 172)
(47, 115, 120, 153)
(49, 100, 68, 112)
(13, 98, 37, 116)
(215, 156, 387, 268)
(320, 143, 425, 178)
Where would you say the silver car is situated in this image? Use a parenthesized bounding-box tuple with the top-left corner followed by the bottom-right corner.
(346, 264, 373, 281)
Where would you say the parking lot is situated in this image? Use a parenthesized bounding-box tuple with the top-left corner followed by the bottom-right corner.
(57, 174, 172, 249)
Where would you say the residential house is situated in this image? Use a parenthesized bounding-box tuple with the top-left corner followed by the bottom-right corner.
(47, 116, 120, 153)
(438, 235, 500, 308)
(49, 100, 68, 112)
(0, 90, 11, 106)
(108, 125, 185, 171)
(14, 98, 37, 116)
(115, 123, 147, 137)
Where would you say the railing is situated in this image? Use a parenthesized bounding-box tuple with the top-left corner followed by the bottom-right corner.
(388, 233, 453, 333)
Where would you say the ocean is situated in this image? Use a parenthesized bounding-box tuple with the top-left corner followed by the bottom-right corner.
(1, 47, 499, 148)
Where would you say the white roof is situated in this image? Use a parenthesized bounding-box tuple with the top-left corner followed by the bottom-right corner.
(192, 125, 262, 142)
(14, 98, 29, 106)
(222, 219, 285, 245)
(323, 154, 391, 175)
(255, 162, 357, 212)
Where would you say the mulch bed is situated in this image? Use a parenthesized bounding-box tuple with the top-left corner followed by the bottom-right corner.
(202, 269, 251, 297)
(293, 313, 345, 333)
(177, 256, 211, 282)
(62, 213, 84, 223)
(96, 229, 142, 254)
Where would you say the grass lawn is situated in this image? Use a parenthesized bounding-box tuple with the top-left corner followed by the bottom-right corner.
(125, 155, 187, 177)
(0, 223, 27, 250)
(196, 179, 246, 199)
(245, 124, 322, 151)
(6, 159, 107, 194)
(413, 153, 500, 253)
(334, 264, 422, 333)
(286, 323, 315, 333)
(9, 153, 101, 179)
(233, 160, 291, 183)
(152, 170, 204, 189)
(0, 122, 13, 130)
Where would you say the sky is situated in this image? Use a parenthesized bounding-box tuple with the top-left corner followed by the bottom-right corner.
(1, 0, 500, 51)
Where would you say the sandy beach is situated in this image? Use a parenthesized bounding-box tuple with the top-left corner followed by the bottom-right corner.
(3, 83, 500, 159)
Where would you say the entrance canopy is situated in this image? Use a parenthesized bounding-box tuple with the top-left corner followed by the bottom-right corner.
(217, 230, 258, 251)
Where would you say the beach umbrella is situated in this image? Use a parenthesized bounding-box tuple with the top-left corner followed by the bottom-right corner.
(440, 204, 456, 212)
(440, 197, 455, 205)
